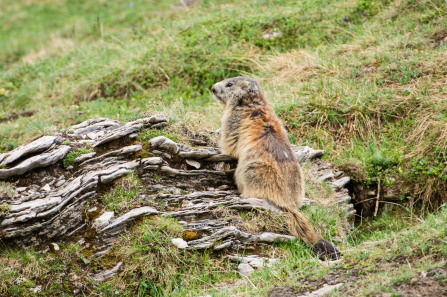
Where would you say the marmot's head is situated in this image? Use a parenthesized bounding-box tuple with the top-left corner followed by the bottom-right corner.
(212, 77, 261, 107)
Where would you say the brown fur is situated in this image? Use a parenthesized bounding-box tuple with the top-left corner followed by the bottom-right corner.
(212, 76, 340, 259)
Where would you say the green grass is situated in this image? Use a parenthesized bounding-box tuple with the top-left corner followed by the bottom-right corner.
(1, 0, 447, 296)
(0, 182, 15, 198)
(138, 127, 180, 143)
(1, 0, 446, 207)
(62, 146, 95, 168)
(1, 199, 445, 296)
(102, 172, 143, 213)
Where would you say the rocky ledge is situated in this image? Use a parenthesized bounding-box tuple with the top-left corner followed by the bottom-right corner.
(0, 115, 354, 275)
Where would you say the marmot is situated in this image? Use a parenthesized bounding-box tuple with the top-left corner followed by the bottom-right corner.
(212, 76, 340, 259)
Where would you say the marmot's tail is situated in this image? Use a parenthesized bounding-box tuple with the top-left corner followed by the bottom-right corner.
(286, 208, 341, 260)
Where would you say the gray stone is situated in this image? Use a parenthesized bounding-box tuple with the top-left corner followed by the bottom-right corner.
(185, 159, 201, 169)
(206, 154, 234, 162)
(42, 184, 51, 192)
(149, 136, 179, 154)
(75, 152, 96, 163)
(247, 258, 264, 268)
(290, 146, 325, 164)
(0, 136, 61, 166)
(91, 262, 123, 282)
(93, 211, 115, 230)
(141, 157, 163, 165)
(172, 238, 188, 249)
(148, 114, 167, 123)
(329, 177, 351, 190)
(100, 207, 159, 233)
(298, 283, 343, 297)
(16, 187, 27, 193)
(229, 198, 283, 213)
(213, 241, 232, 250)
(178, 150, 214, 159)
(238, 263, 254, 276)
(318, 173, 334, 181)
(55, 179, 66, 188)
(50, 242, 60, 251)
(0, 145, 71, 180)
(92, 116, 166, 147)
(186, 226, 250, 250)
(68, 118, 119, 133)
(87, 207, 98, 213)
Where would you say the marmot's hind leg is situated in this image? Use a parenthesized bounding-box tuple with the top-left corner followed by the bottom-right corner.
(236, 162, 282, 202)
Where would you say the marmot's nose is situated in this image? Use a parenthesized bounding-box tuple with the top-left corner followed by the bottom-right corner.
(211, 86, 217, 94)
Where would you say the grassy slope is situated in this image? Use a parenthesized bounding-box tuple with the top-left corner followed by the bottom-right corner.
(1, 194, 446, 296)
(1, 0, 447, 296)
(1, 0, 446, 205)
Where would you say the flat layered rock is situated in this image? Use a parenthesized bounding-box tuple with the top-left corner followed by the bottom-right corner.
(100, 207, 159, 234)
(290, 145, 325, 164)
(0, 136, 62, 166)
(0, 116, 354, 256)
(91, 262, 123, 282)
(0, 145, 71, 180)
(92, 116, 167, 147)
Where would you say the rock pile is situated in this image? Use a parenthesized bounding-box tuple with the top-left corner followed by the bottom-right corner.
(0, 115, 354, 260)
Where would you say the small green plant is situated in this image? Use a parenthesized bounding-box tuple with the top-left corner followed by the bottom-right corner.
(138, 128, 180, 143)
(62, 147, 95, 168)
(0, 202, 11, 217)
(102, 172, 143, 213)
(0, 182, 15, 198)
(112, 216, 235, 295)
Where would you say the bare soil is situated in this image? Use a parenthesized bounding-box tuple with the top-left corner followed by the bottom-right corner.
(391, 263, 447, 297)
(269, 259, 447, 297)
(0, 111, 34, 123)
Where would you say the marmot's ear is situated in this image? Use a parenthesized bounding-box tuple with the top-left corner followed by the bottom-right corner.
(250, 81, 261, 93)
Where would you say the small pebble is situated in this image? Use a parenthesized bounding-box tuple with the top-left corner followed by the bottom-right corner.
(42, 184, 51, 192)
(172, 238, 188, 249)
(409, 277, 418, 285)
(238, 263, 254, 276)
(50, 243, 60, 251)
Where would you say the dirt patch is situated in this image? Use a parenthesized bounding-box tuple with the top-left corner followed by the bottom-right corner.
(269, 251, 447, 297)
(269, 286, 308, 297)
(269, 265, 360, 297)
(392, 263, 447, 297)
(431, 29, 447, 47)
(0, 111, 35, 123)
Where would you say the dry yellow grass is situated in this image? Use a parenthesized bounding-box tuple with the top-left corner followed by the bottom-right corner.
(262, 50, 329, 85)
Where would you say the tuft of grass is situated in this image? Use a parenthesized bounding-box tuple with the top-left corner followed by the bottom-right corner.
(0, 243, 84, 296)
(62, 147, 95, 168)
(0, 182, 15, 198)
(138, 128, 180, 143)
(240, 209, 289, 234)
(0, 202, 12, 217)
(102, 172, 143, 214)
(108, 216, 236, 296)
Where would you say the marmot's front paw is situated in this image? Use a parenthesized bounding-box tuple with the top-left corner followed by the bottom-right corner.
(313, 240, 341, 260)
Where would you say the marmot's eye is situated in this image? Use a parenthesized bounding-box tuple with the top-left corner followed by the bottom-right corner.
(226, 83, 233, 87)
